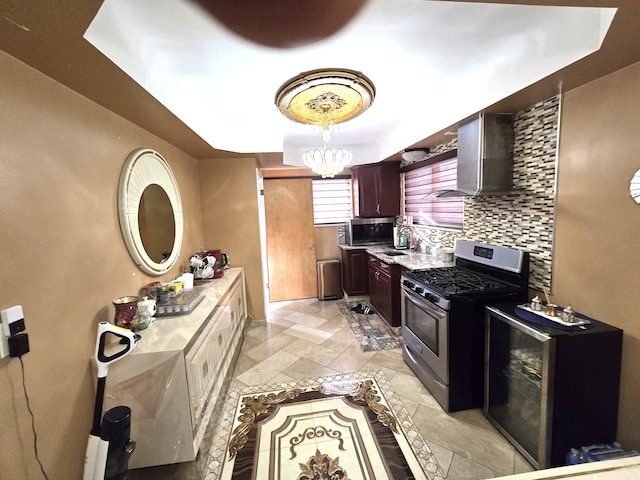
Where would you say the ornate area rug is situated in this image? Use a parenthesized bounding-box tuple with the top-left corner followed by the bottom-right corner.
(337, 301, 402, 352)
(205, 370, 446, 480)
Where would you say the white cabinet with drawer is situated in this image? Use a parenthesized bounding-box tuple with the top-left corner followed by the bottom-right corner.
(98, 268, 247, 469)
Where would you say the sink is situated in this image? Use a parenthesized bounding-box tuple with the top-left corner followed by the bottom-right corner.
(383, 250, 407, 256)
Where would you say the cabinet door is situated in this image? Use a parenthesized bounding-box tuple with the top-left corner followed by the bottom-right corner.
(368, 263, 379, 308)
(353, 162, 400, 217)
(342, 249, 369, 296)
(357, 167, 381, 216)
(378, 163, 401, 216)
(376, 269, 393, 325)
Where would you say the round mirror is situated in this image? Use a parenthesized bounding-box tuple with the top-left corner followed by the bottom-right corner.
(118, 149, 183, 275)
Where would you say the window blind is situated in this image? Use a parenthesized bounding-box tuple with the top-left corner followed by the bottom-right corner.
(403, 158, 463, 228)
(312, 178, 353, 225)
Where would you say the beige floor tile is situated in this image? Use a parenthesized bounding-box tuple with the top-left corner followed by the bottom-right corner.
(231, 352, 259, 376)
(281, 322, 335, 344)
(326, 348, 376, 373)
(283, 337, 344, 365)
(244, 332, 299, 362)
(235, 349, 300, 385)
(428, 441, 455, 476)
(322, 325, 360, 350)
(284, 357, 341, 379)
(281, 310, 329, 328)
(447, 453, 504, 480)
(389, 371, 442, 409)
(514, 451, 536, 474)
(412, 402, 518, 476)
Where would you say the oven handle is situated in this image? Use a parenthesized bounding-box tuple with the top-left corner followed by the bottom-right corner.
(401, 284, 446, 318)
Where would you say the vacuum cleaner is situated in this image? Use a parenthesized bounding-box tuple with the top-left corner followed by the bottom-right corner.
(84, 322, 140, 480)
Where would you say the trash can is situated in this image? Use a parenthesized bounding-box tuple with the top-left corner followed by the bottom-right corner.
(317, 259, 343, 300)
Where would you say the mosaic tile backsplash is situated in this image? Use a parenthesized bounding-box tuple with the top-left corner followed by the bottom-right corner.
(400, 96, 560, 293)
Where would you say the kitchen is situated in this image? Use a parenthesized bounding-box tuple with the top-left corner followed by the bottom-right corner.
(2, 1, 640, 479)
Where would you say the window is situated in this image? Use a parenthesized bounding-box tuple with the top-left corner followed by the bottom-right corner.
(312, 178, 352, 225)
(403, 158, 463, 228)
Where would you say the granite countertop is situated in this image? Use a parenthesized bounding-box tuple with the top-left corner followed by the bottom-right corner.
(339, 244, 453, 270)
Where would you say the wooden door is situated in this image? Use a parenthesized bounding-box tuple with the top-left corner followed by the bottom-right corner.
(263, 178, 318, 302)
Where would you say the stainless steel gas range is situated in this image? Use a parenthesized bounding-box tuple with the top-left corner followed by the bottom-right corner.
(401, 239, 529, 412)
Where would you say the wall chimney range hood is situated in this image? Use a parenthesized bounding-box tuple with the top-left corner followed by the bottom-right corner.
(427, 113, 520, 198)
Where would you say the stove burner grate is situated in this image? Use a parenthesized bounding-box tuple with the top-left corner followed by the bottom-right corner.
(409, 267, 512, 295)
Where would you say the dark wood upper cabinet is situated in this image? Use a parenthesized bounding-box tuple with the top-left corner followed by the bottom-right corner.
(352, 162, 400, 217)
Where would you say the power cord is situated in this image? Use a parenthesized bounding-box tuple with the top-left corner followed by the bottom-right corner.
(18, 356, 51, 480)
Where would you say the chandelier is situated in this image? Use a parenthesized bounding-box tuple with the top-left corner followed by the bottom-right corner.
(275, 69, 375, 177)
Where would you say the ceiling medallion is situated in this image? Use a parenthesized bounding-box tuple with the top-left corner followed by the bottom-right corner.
(275, 68, 375, 125)
(275, 69, 376, 178)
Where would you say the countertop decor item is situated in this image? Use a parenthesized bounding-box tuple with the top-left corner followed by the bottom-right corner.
(515, 303, 592, 329)
(136, 296, 156, 330)
(112, 296, 140, 330)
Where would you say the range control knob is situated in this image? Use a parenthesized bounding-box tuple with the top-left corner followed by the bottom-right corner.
(403, 280, 415, 289)
(415, 287, 424, 294)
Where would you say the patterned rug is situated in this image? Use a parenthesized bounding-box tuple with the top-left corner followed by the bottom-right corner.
(337, 301, 402, 352)
(205, 370, 446, 480)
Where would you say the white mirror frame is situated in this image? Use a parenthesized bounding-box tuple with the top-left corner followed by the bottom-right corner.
(118, 148, 184, 275)
(631, 168, 640, 204)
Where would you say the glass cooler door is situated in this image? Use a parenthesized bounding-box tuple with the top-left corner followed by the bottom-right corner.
(484, 308, 554, 468)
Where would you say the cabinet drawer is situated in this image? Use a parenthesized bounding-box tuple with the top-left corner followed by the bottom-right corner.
(377, 259, 391, 274)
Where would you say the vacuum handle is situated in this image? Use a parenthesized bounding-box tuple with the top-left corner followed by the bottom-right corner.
(91, 377, 106, 435)
(95, 322, 139, 378)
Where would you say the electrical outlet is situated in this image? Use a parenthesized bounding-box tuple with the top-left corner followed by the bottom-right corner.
(1, 305, 26, 359)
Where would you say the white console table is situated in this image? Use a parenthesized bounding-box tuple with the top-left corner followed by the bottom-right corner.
(97, 267, 247, 469)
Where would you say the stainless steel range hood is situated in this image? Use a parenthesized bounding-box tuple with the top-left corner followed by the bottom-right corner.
(428, 113, 520, 198)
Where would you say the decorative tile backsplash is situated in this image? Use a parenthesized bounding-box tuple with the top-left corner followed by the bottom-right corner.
(401, 96, 560, 293)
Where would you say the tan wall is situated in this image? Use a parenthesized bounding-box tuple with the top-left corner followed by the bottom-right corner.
(554, 61, 640, 449)
(0, 51, 205, 478)
(315, 226, 342, 261)
(198, 158, 265, 320)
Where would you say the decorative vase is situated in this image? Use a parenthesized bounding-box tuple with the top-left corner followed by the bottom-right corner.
(113, 296, 140, 330)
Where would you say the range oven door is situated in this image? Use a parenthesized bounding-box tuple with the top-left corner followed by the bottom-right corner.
(401, 284, 449, 384)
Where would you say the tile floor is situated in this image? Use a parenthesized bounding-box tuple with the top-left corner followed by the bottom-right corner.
(130, 296, 535, 480)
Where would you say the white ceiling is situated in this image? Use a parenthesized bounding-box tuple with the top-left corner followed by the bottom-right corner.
(84, 0, 615, 167)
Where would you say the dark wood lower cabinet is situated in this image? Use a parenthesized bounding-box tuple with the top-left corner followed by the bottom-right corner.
(341, 248, 369, 296)
(368, 255, 403, 327)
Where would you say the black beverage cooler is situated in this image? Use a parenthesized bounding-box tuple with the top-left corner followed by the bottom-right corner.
(484, 304, 623, 469)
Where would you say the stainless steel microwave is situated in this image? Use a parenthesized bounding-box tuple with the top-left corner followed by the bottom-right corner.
(345, 217, 395, 246)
